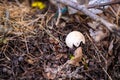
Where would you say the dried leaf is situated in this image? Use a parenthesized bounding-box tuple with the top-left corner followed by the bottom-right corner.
(68, 47, 83, 66)
(46, 72, 55, 79)
(49, 37, 59, 44)
(89, 29, 108, 42)
(26, 59, 34, 64)
(44, 67, 56, 79)
(56, 54, 67, 60)
(87, 21, 100, 29)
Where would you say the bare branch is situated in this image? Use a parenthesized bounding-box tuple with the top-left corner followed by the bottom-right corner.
(56, 0, 119, 32)
(88, 0, 120, 8)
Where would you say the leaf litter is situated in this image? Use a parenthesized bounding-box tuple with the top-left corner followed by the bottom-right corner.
(0, 0, 120, 80)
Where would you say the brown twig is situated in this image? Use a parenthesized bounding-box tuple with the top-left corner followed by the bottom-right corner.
(86, 33, 113, 80)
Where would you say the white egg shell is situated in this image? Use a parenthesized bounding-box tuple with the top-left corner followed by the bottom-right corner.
(65, 31, 85, 48)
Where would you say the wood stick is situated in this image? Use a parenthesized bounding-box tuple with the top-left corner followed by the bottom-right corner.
(88, 0, 120, 8)
(56, 0, 119, 32)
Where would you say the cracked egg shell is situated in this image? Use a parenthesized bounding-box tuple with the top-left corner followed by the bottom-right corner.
(65, 31, 85, 48)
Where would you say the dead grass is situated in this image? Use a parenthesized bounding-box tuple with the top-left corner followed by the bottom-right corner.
(0, 0, 120, 80)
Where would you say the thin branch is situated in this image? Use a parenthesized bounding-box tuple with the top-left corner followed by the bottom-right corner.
(88, 0, 120, 9)
(56, 0, 119, 33)
(102, 66, 113, 80)
(56, 2, 62, 26)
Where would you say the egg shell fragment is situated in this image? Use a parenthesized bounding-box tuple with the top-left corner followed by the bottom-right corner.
(65, 31, 85, 48)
